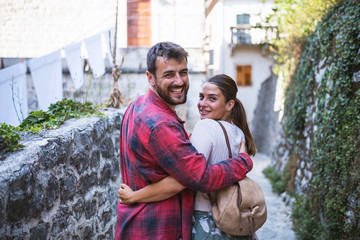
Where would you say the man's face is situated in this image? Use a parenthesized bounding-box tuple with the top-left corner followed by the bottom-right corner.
(147, 56, 189, 108)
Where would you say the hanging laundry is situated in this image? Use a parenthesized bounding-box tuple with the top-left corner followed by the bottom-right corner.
(0, 62, 28, 126)
(28, 51, 63, 111)
(64, 41, 84, 90)
(84, 33, 105, 78)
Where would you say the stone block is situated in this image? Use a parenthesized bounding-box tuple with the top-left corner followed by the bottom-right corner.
(100, 162, 112, 186)
(72, 197, 84, 220)
(85, 199, 97, 219)
(78, 173, 98, 194)
(61, 172, 77, 201)
(89, 149, 101, 170)
(45, 174, 60, 209)
(40, 139, 68, 169)
(30, 222, 49, 240)
(51, 204, 71, 235)
(100, 136, 114, 159)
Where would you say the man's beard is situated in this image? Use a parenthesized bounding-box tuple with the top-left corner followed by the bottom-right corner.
(154, 82, 189, 106)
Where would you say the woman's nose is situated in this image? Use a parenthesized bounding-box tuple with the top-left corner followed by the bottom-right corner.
(199, 99, 207, 107)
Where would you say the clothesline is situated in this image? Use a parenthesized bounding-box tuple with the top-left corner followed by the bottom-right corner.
(0, 28, 118, 126)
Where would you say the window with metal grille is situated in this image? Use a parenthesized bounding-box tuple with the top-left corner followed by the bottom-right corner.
(236, 65, 252, 86)
(209, 49, 214, 65)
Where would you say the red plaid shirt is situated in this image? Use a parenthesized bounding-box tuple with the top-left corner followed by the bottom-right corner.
(115, 89, 253, 240)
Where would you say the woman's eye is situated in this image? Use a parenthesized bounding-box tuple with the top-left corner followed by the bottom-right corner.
(210, 97, 216, 101)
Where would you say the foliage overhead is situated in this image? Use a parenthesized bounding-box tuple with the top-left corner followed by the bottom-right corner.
(270, 0, 342, 81)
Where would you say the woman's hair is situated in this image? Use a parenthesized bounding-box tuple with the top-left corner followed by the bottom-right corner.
(205, 74, 257, 156)
(147, 41, 188, 78)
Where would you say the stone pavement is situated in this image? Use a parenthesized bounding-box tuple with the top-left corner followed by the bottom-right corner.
(247, 153, 298, 240)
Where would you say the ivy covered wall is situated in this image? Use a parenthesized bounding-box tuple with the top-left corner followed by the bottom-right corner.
(273, 1, 360, 239)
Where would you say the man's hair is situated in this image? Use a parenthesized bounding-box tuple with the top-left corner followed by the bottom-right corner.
(147, 42, 188, 78)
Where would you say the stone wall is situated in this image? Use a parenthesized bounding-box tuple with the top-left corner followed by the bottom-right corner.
(252, 71, 280, 155)
(0, 108, 124, 239)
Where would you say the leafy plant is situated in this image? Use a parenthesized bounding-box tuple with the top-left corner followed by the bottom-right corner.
(1, 99, 104, 153)
(262, 166, 287, 194)
(0, 123, 24, 152)
(20, 98, 103, 132)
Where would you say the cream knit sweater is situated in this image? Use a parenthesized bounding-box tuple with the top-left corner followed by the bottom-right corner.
(190, 119, 245, 212)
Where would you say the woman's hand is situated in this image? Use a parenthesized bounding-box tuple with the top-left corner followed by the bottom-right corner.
(238, 139, 247, 155)
(118, 184, 135, 205)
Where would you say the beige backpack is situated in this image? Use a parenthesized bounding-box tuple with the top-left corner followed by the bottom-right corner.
(207, 121, 267, 239)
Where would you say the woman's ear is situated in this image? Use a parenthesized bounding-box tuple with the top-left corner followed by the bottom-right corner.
(227, 100, 235, 112)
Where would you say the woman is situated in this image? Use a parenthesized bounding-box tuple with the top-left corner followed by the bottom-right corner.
(118, 74, 257, 239)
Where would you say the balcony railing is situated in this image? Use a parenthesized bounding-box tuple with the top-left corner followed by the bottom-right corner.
(230, 25, 278, 46)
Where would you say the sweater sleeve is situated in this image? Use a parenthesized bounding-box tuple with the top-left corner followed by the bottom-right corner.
(190, 120, 214, 162)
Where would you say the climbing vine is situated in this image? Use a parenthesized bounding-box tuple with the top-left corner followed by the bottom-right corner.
(278, 1, 360, 239)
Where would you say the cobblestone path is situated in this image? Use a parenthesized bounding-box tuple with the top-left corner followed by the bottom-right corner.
(247, 153, 298, 240)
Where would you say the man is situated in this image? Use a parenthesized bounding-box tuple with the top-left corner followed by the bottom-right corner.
(115, 42, 253, 240)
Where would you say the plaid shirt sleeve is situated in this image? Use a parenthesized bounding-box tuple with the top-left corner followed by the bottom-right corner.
(148, 120, 253, 192)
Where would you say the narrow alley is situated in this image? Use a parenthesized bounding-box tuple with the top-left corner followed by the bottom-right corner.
(247, 153, 297, 240)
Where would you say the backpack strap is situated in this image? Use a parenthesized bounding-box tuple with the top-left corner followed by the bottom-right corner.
(217, 121, 232, 158)
(207, 121, 232, 205)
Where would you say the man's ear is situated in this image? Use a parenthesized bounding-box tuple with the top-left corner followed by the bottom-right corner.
(147, 71, 155, 87)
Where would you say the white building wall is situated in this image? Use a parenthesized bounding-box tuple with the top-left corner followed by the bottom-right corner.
(152, 0, 205, 48)
(205, 0, 275, 126)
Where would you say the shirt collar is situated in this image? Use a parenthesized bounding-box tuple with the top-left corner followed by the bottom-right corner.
(147, 88, 185, 124)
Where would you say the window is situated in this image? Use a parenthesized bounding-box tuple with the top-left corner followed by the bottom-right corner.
(236, 14, 250, 25)
(236, 65, 252, 86)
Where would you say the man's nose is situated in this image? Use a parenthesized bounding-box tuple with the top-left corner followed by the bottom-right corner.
(173, 73, 183, 84)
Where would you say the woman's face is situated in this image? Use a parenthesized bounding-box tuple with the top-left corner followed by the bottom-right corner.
(197, 82, 233, 121)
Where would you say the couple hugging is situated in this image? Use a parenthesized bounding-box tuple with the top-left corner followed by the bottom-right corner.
(115, 41, 257, 240)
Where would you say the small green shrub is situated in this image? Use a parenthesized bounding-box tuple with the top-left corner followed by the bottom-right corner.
(291, 194, 324, 239)
(1, 99, 104, 153)
(262, 166, 287, 194)
(0, 123, 24, 152)
(20, 98, 103, 132)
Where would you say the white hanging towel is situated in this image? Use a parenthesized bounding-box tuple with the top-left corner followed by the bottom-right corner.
(0, 62, 28, 126)
(28, 51, 63, 111)
(64, 41, 84, 90)
(84, 33, 105, 78)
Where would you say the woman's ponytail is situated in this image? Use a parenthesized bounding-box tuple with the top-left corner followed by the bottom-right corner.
(232, 98, 257, 156)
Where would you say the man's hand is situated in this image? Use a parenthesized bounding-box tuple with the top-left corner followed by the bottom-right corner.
(118, 184, 135, 205)
(238, 139, 247, 155)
